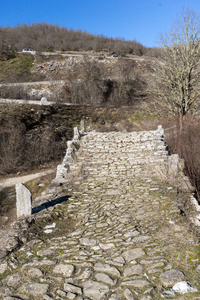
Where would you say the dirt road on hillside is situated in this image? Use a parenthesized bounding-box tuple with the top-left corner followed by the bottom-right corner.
(0, 168, 55, 190)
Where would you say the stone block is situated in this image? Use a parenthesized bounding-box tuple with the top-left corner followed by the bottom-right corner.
(160, 269, 186, 287)
(67, 141, 73, 149)
(80, 119, 86, 132)
(157, 125, 164, 136)
(15, 183, 32, 218)
(40, 97, 48, 105)
(168, 154, 180, 177)
(73, 127, 80, 139)
(56, 164, 69, 179)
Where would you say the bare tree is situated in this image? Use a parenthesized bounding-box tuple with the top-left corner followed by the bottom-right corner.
(0, 23, 150, 56)
(66, 59, 108, 105)
(153, 8, 200, 125)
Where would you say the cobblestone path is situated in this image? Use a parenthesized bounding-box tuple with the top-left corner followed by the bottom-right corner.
(1, 129, 200, 299)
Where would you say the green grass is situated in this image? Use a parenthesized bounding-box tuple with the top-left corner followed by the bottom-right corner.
(0, 54, 34, 82)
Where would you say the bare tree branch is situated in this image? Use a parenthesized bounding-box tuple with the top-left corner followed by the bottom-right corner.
(152, 8, 200, 123)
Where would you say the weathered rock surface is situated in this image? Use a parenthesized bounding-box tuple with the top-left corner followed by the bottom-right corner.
(122, 248, 145, 262)
(0, 128, 200, 299)
(15, 182, 32, 218)
(53, 263, 75, 276)
(19, 282, 49, 295)
(83, 280, 109, 299)
(160, 269, 186, 287)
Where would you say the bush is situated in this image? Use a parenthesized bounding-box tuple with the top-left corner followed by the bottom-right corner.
(0, 125, 27, 173)
(165, 117, 200, 200)
(0, 104, 83, 175)
(0, 23, 150, 56)
(0, 85, 31, 99)
(0, 127, 65, 175)
(64, 60, 147, 106)
(0, 52, 16, 61)
(0, 53, 36, 83)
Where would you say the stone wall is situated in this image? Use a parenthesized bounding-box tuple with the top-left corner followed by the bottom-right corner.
(55, 120, 85, 180)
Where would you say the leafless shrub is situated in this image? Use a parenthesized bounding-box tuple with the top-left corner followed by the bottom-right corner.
(64, 59, 147, 106)
(152, 8, 200, 127)
(0, 23, 150, 56)
(0, 105, 70, 175)
(0, 126, 66, 175)
(108, 75, 146, 106)
(165, 116, 200, 200)
(0, 125, 27, 173)
(0, 85, 31, 99)
(65, 60, 107, 105)
(27, 129, 66, 166)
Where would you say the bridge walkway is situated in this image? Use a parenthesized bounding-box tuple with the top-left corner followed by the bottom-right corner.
(1, 129, 200, 299)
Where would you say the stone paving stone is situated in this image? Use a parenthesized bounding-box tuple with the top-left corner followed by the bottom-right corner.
(19, 282, 49, 295)
(53, 263, 75, 276)
(124, 288, 135, 300)
(124, 265, 143, 276)
(63, 282, 82, 295)
(1, 128, 200, 299)
(2, 273, 24, 287)
(121, 280, 150, 288)
(83, 280, 110, 299)
(0, 262, 8, 274)
(94, 262, 121, 277)
(27, 267, 43, 277)
(159, 269, 186, 287)
(122, 248, 146, 262)
(95, 272, 117, 286)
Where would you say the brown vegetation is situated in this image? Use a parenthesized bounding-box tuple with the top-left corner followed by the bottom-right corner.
(64, 59, 147, 106)
(0, 23, 161, 57)
(0, 58, 149, 106)
(165, 117, 200, 201)
(0, 104, 85, 175)
(152, 8, 200, 126)
(0, 85, 32, 99)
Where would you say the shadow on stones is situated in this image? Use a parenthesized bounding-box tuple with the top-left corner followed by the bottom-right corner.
(32, 195, 71, 214)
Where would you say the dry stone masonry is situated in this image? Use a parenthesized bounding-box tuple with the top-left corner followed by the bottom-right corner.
(1, 125, 200, 299)
(56, 125, 82, 180)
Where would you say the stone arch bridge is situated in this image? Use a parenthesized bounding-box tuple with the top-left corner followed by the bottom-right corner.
(1, 125, 200, 299)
